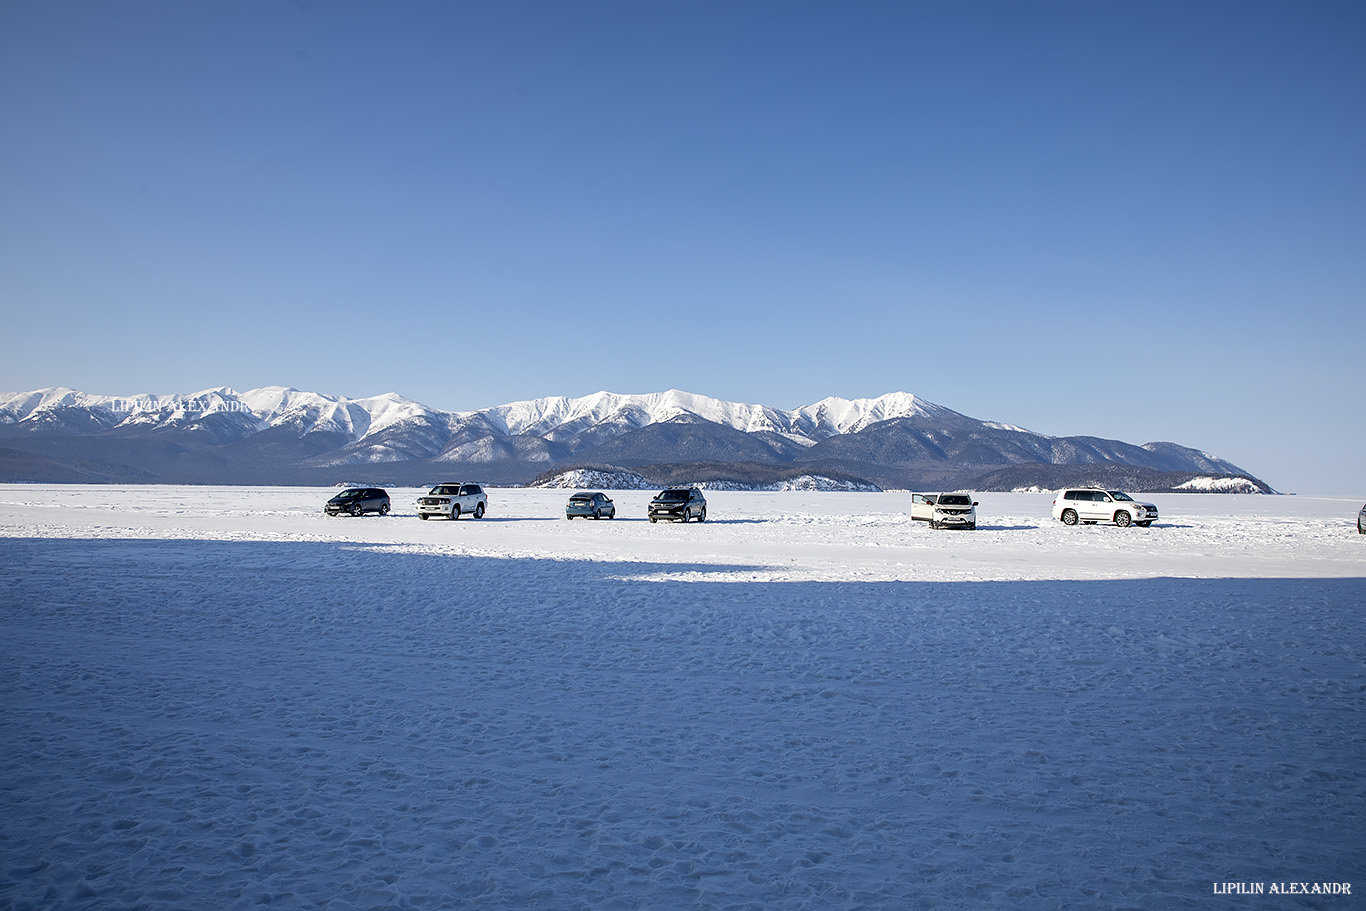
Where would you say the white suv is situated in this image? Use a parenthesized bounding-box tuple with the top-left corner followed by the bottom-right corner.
(1052, 488, 1157, 527)
(911, 492, 978, 530)
(417, 482, 487, 520)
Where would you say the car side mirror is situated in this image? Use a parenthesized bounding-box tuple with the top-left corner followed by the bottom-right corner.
(973, 501, 979, 507)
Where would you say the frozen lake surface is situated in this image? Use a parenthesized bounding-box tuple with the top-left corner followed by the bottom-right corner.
(2, 486, 1363, 909)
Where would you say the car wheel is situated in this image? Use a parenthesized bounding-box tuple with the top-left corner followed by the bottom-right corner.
(451, 505, 461, 520)
(379, 503, 389, 516)
(1359, 519, 1364, 534)
(1060, 509, 1078, 526)
(967, 523, 976, 530)
(1115, 511, 1133, 527)
(474, 502, 484, 519)
(351, 505, 364, 517)
(698, 507, 706, 522)
(649, 517, 657, 523)
(594, 508, 602, 519)
(419, 513, 429, 520)
(930, 520, 938, 530)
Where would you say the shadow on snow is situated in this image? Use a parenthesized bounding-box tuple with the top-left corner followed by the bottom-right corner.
(2, 536, 1363, 911)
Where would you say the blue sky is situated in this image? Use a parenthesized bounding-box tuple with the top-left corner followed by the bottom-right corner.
(3, 1, 1362, 493)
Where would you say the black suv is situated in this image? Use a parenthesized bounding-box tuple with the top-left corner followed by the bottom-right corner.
(325, 487, 391, 516)
(648, 487, 707, 523)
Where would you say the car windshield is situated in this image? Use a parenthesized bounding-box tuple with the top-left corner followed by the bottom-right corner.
(335, 489, 362, 498)
(938, 494, 971, 506)
(1108, 491, 1134, 501)
(431, 485, 459, 496)
(657, 490, 687, 501)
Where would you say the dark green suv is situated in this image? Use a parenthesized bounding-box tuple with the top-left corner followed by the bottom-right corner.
(648, 487, 707, 523)
(324, 487, 391, 517)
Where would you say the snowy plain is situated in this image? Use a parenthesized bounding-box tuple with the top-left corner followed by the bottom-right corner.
(2, 485, 1363, 910)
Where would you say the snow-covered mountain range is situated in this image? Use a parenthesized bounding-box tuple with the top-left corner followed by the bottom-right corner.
(0, 385, 1268, 490)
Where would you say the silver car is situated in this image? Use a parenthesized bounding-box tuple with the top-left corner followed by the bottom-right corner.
(566, 491, 616, 520)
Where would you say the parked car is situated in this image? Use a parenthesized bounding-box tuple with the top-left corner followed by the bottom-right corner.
(1358, 503, 1365, 534)
(566, 491, 616, 520)
(416, 482, 487, 520)
(911, 492, 978, 529)
(1052, 487, 1157, 527)
(324, 487, 390, 517)
(648, 487, 707, 523)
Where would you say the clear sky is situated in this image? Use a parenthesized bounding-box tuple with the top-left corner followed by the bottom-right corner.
(3, 1, 1362, 493)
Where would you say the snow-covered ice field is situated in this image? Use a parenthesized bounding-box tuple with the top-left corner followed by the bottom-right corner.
(2, 485, 1363, 909)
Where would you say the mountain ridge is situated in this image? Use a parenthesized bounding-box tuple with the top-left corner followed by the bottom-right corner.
(0, 385, 1269, 491)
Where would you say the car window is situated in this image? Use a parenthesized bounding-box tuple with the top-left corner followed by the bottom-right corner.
(939, 494, 971, 506)
(459, 486, 474, 496)
(1064, 491, 1079, 500)
(1108, 491, 1133, 501)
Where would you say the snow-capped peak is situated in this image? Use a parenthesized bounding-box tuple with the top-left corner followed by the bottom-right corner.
(462, 389, 955, 441)
(1, 385, 968, 442)
(791, 392, 966, 436)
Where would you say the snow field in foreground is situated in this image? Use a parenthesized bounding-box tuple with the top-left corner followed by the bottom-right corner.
(1, 486, 1363, 910)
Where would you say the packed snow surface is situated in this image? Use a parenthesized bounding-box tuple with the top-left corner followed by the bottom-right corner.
(2, 486, 1363, 909)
